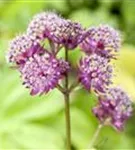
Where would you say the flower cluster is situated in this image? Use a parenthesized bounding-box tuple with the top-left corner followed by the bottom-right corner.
(78, 24, 132, 129)
(7, 34, 36, 64)
(7, 12, 82, 95)
(78, 25, 121, 94)
(20, 53, 69, 95)
(27, 12, 85, 49)
(78, 54, 113, 93)
(80, 25, 121, 59)
(93, 87, 133, 131)
(7, 11, 132, 130)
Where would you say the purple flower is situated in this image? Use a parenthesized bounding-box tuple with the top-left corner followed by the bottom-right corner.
(78, 54, 113, 93)
(58, 59, 70, 75)
(27, 12, 85, 49)
(80, 25, 121, 59)
(6, 34, 37, 64)
(48, 19, 86, 49)
(19, 53, 69, 95)
(93, 87, 133, 131)
(27, 12, 60, 42)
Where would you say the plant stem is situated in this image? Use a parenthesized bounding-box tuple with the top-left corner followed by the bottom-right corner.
(57, 84, 65, 94)
(49, 39, 55, 53)
(64, 92, 71, 150)
(88, 124, 103, 149)
(69, 82, 79, 93)
(64, 47, 71, 150)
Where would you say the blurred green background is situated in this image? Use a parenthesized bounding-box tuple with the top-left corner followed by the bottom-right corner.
(0, 0, 135, 149)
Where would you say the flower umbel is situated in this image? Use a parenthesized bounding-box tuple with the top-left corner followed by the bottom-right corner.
(80, 25, 121, 59)
(48, 19, 86, 49)
(93, 87, 133, 131)
(79, 54, 113, 93)
(6, 34, 37, 64)
(20, 53, 69, 95)
(27, 12, 85, 49)
(27, 12, 60, 42)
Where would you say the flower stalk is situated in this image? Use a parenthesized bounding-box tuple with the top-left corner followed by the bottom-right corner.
(88, 124, 103, 149)
(64, 47, 71, 150)
(64, 92, 71, 150)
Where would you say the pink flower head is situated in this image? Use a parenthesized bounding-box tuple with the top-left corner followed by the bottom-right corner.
(80, 25, 121, 59)
(27, 12, 86, 49)
(6, 34, 38, 64)
(20, 53, 69, 95)
(48, 19, 86, 49)
(79, 54, 113, 93)
(27, 12, 60, 42)
(93, 87, 133, 131)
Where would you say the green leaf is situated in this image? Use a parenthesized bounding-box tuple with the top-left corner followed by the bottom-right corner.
(0, 66, 64, 149)
(0, 123, 63, 149)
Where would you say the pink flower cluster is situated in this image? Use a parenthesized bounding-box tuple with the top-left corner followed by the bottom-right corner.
(7, 11, 132, 131)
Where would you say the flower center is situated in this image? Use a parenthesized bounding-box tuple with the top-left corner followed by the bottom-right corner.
(97, 41, 104, 50)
